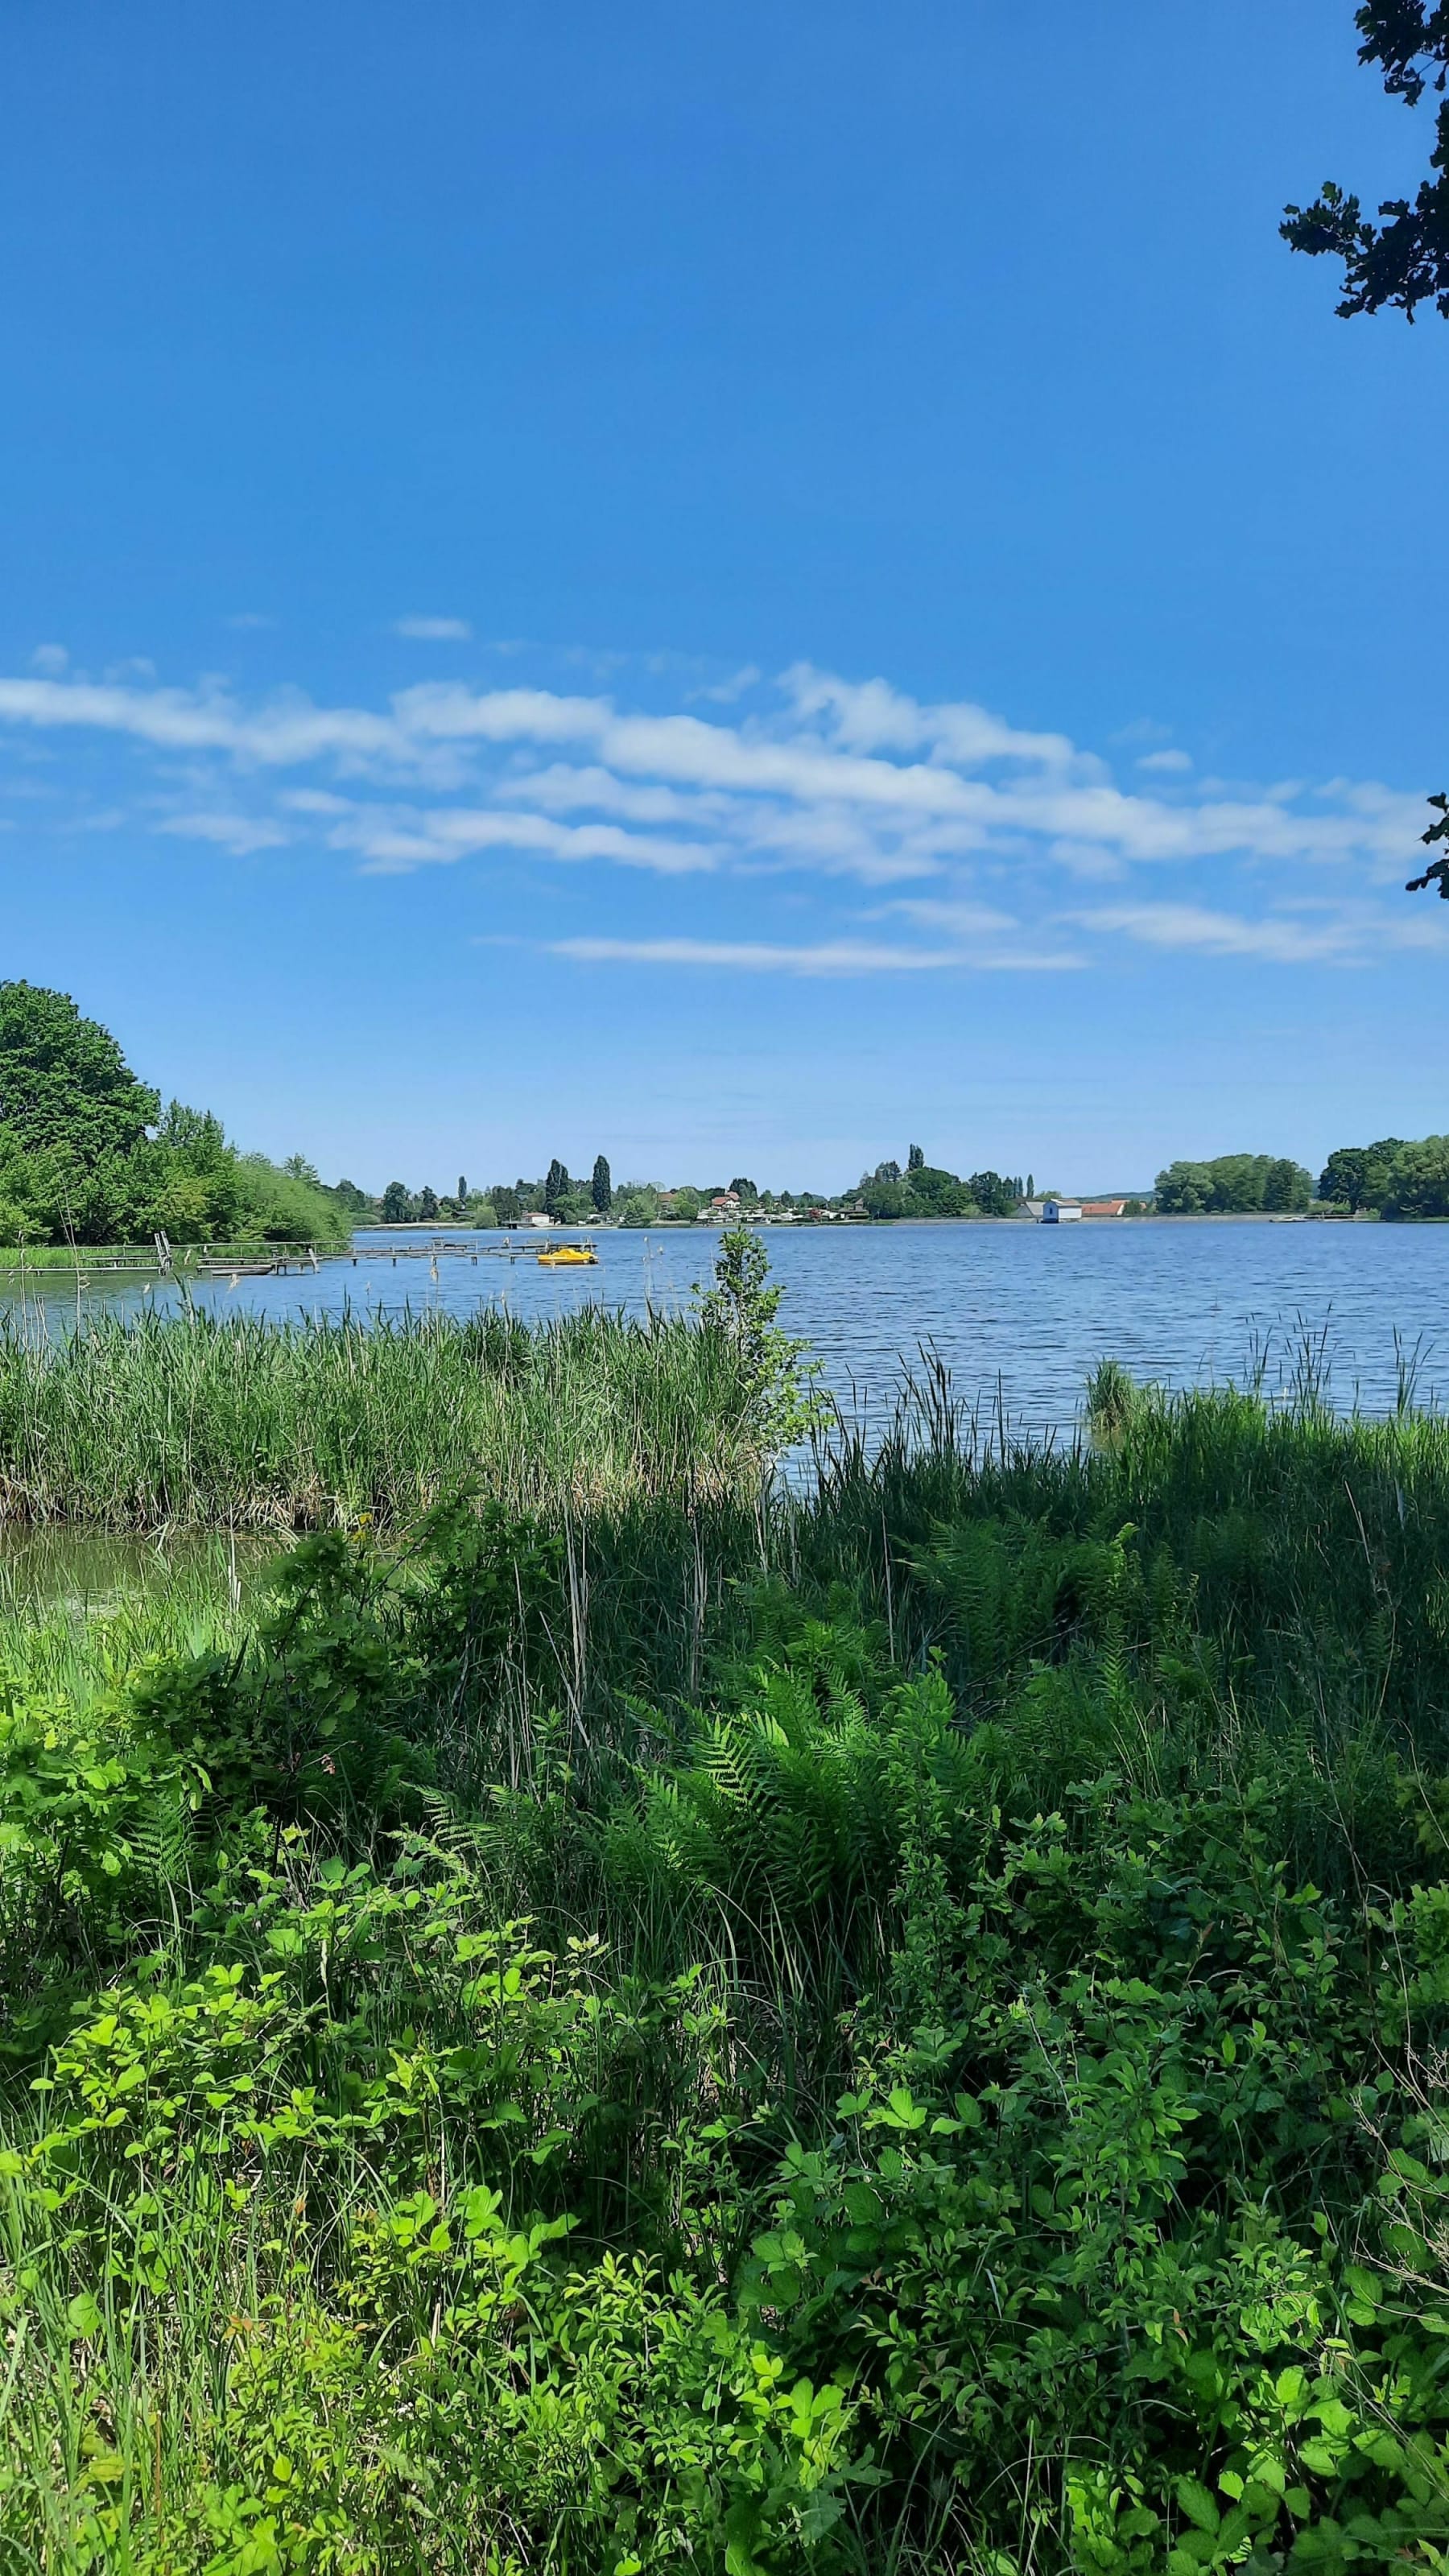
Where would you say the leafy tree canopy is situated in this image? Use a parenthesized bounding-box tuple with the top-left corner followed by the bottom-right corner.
(1283, 7, 1449, 892)
(1319, 1139, 1407, 1209)
(0, 981, 159, 1163)
(967, 1169, 1022, 1219)
(1282, 4, 1449, 323)
(1155, 1154, 1312, 1215)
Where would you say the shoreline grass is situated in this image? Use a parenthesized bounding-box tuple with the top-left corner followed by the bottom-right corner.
(0, 1299, 781, 1530)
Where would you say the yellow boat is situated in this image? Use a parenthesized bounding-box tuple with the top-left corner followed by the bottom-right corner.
(537, 1242, 598, 1266)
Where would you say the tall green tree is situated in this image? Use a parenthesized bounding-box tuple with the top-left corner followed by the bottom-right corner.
(1283, 5, 1449, 891)
(1262, 1156, 1313, 1213)
(1319, 1138, 1407, 1209)
(907, 1142, 925, 1170)
(381, 1181, 411, 1224)
(591, 1154, 612, 1212)
(0, 982, 159, 1161)
(544, 1158, 569, 1216)
(967, 1169, 1020, 1218)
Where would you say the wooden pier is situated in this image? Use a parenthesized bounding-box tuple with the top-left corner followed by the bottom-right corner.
(0, 1232, 601, 1282)
(0, 1239, 325, 1281)
(346, 1236, 596, 1265)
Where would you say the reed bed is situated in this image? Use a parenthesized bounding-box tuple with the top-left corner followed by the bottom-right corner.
(0, 1301, 771, 1530)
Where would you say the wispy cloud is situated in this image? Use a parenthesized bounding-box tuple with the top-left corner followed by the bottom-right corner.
(1077, 899, 1449, 965)
(0, 652, 1432, 977)
(159, 811, 291, 856)
(394, 615, 473, 642)
(546, 935, 1083, 975)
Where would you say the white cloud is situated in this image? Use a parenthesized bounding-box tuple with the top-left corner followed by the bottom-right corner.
(1078, 902, 1362, 964)
(394, 616, 473, 642)
(878, 897, 1023, 936)
(688, 664, 762, 704)
(31, 645, 68, 675)
(547, 935, 1082, 976)
(319, 795, 718, 876)
(0, 652, 1434, 976)
(160, 811, 291, 855)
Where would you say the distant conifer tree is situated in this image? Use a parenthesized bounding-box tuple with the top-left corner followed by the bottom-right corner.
(591, 1154, 613, 1212)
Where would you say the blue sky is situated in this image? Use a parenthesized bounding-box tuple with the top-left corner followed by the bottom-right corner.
(2, 0, 1446, 1191)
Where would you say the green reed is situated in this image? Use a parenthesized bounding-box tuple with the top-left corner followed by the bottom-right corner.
(0, 1300, 774, 1530)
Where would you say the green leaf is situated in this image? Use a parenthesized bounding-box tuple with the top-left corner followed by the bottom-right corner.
(1175, 2475, 1220, 2535)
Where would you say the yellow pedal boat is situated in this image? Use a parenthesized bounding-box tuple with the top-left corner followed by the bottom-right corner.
(537, 1243, 598, 1266)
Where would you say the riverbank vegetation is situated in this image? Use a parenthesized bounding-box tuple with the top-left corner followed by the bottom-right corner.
(1154, 1153, 1314, 1215)
(0, 985, 355, 1252)
(0, 1295, 809, 1530)
(1318, 1134, 1449, 1221)
(9, 1277, 1449, 2566)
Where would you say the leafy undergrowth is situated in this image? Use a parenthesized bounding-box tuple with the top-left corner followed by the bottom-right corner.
(7, 1383, 1449, 2569)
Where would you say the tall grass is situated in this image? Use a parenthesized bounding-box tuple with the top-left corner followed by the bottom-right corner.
(0, 1301, 774, 1529)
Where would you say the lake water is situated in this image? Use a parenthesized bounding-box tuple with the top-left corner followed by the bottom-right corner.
(2, 1219, 1447, 1443)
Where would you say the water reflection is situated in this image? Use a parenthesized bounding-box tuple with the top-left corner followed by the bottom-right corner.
(0, 1525, 270, 1622)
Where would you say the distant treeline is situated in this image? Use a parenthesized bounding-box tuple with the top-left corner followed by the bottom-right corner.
(373, 1150, 1035, 1227)
(376, 1157, 615, 1229)
(852, 1150, 1025, 1219)
(1152, 1139, 1449, 1220)
(0, 985, 354, 1250)
(1317, 1136, 1449, 1220)
(1154, 1154, 1314, 1215)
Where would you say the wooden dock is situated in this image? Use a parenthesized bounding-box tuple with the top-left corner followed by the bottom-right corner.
(0, 1240, 325, 1281)
(0, 1232, 600, 1282)
(346, 1236, 596, 1265)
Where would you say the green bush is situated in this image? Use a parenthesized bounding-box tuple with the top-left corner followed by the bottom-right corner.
(10, 1377, 1449, 2566)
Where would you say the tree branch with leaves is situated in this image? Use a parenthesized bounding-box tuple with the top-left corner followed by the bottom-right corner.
(1283, 6, 1449, 888)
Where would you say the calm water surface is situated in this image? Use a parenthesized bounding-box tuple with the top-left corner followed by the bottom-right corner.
(2, 1220, 1447, 1442)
